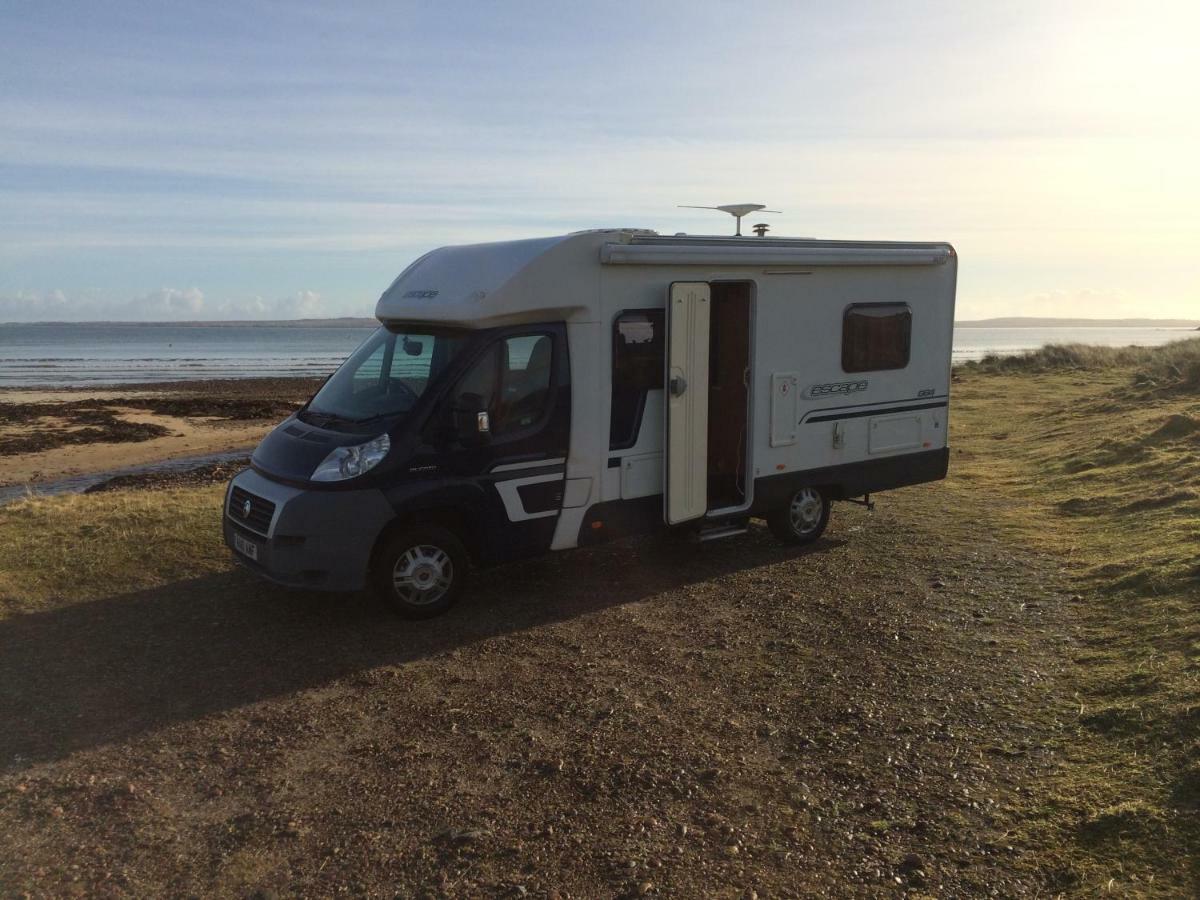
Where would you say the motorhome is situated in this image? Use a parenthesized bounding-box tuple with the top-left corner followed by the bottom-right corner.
(224, 222, 957, 617)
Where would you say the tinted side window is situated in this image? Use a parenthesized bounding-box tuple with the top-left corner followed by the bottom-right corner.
(610, 310, 665, 450)
(842, 303, 912, 372)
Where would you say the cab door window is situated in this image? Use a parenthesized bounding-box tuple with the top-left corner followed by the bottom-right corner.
(496, 334, 553, 434)
(444, 333, 554, 439)
(449, 342, 500, 419)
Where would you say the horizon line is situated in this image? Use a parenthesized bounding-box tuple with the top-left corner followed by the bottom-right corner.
(4, 316, 1200, 328)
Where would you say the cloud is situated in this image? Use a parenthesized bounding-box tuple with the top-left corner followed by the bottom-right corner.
(285, 289, 322, 318)
(0, 288, 333, 322)
(233, 291, 324, 319)
(124, 287, 206, 318)
(0, 290, 76, 321)
(2, 1, 1198, 324)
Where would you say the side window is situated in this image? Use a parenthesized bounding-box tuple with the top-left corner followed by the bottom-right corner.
(842, 303, 911, 372)
(610, 310, 665, 450)
(495, 334, 553, 435)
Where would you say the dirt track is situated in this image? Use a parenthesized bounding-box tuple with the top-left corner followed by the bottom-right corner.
(0, 481, 1079, 897)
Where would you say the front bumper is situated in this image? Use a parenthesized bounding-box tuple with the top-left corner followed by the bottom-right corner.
(222, 468, 395, 592)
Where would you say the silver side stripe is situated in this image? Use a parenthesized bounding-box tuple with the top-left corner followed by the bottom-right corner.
(491, 457, 567, 473)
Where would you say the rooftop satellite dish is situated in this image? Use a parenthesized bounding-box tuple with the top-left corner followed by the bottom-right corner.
(679, 203, 781, 236)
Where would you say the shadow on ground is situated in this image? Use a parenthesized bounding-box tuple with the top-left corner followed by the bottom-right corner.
(0, 531, 841, 766)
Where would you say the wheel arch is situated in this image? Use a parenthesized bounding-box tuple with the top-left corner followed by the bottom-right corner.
(368, 503, 486, 575)
(751, 475, 843, 517)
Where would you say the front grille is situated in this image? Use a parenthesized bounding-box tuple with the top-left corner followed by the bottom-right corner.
(228, 486, 276, 535)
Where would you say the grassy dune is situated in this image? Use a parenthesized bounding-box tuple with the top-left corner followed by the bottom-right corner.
(968, 338, 1200, 394)
(951, 338, 1200, 888)
(959, 338, 1200, 594)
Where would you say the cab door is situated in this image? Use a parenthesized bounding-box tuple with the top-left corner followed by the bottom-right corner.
(407, 325, 570, 563)
(664, 282, 711, 524)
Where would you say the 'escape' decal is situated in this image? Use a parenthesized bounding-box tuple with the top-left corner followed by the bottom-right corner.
(807, 380, 868, 398)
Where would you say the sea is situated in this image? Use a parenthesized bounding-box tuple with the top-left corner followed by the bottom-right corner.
(0, 322, 1197, 388)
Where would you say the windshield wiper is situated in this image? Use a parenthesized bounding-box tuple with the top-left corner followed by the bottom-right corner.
(299, 410, 350, 427)
(349, 410, 404, 426)
(299, 409, 404, 429)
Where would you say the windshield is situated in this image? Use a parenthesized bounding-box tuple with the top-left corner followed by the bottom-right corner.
(303, 325, 470, 424)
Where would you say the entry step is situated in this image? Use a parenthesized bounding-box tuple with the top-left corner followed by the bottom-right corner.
(694, 522, 749, 542)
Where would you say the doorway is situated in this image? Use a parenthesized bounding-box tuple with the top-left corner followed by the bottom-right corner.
(706, 282, 752, 512)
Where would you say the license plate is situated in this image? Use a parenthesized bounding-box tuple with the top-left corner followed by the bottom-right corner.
(233, 532, 259, 561)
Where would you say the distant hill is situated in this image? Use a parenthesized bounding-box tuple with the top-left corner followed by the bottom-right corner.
(956, 317, 1200, 329)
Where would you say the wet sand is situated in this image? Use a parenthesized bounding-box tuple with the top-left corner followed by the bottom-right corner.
(0, 378, 321, 487)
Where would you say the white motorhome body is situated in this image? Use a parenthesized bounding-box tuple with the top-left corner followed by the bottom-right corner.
(225, 228, 956, 616)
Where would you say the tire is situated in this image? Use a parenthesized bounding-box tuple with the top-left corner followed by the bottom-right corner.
(767, 486, 831, 545)
(371, 525, 468, 619)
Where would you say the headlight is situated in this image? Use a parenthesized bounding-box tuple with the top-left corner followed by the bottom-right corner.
(311, 433, 391, 482)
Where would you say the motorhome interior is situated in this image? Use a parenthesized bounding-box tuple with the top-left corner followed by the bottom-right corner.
(225, 224, 957, 616)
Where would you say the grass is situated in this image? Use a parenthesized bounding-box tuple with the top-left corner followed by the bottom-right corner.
(0, 485, 228, 614)
(1, 341, 1198, 893)
(949, 339, 1200, 893)
(963, 337, 1200, 394)
(952, 342, 1200, 597)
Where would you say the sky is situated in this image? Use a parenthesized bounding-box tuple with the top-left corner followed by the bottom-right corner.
(1, 0, 1197, 322)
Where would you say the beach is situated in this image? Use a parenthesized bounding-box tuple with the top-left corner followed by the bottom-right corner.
(0, 378, 322, 492)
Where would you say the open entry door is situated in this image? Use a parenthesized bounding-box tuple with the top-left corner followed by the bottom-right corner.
(664, 282, 711, 524)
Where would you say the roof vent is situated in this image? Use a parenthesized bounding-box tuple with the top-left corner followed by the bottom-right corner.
(752, 223, 770, 237)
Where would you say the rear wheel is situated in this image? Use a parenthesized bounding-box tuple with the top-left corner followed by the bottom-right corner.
(767, 486, 831, 545)
(371, 525, 468, 618)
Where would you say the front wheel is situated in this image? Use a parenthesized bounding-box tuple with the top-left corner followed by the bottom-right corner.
(371, 525, 468, 618)
(767, 486, 831, 545)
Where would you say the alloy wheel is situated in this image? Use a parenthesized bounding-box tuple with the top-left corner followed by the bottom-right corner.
(392, 544, 454, 606)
